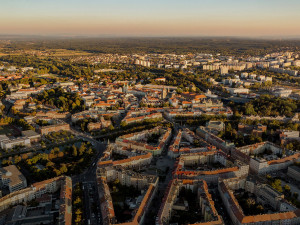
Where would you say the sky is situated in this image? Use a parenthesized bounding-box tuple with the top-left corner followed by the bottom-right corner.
(0, 0, 300, 38)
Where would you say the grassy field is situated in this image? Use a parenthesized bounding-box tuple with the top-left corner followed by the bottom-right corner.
(0, 52, 20, 56)
(47, 49, 92, 57)
(33, 73, 62, 78)
(0, 48, 91, 57)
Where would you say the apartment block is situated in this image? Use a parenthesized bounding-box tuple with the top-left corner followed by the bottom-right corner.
(0, 165, 27, 193)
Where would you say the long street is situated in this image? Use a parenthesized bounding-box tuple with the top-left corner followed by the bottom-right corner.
(70, 126, 107, 225)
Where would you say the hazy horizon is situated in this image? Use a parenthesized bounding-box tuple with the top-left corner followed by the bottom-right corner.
(1, 35, 300, 41)
(1, 0, 300, 38)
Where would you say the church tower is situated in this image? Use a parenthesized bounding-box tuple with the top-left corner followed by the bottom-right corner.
(122, 83, 128, 93)
(161, 87, 167, 99)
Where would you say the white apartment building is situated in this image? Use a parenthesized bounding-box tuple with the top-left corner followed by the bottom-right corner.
(272, 87, 292, 98)
(0, 165, 27, 193)
(228, 88, 249, 95)
(0, 136, 31, 150)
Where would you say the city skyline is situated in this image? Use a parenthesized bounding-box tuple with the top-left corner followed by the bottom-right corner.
(1, 0, 300, 38)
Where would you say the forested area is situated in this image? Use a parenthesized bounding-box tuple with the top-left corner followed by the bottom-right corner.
(36, 87, 85, 112)
(2, 142, 95, 182)
(242, 95, 299, 117)
(2, 37, 300, 55)
(0, 55, 94, 77)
